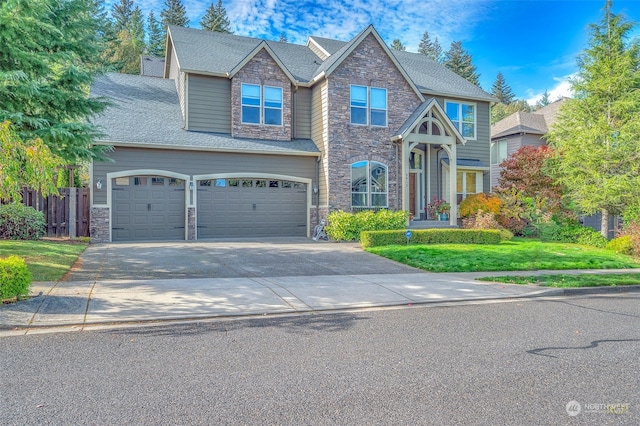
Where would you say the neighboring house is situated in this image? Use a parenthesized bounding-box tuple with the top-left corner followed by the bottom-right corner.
(140, 56, 165, 77)
(89, 25, 495, 242)
(490, 99, 566, 188)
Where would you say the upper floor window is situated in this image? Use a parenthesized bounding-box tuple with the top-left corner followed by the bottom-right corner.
(350, 85, 387, 127)
(351, 160, 388, 208)
(445, 101, 476, 139)
(491, 140, 508, 165)
(241, 83, 282, 126)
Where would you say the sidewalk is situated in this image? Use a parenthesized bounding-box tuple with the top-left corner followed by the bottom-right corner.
(2, 269, 639, 335)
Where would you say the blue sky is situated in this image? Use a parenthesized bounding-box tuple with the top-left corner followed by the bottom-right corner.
(114, 0, 640, 104)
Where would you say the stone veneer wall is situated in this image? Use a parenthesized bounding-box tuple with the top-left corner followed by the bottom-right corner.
(90, 207, 110, 243)
(187, 207, 195, 240)
(231, 50, 292, 141)
(325, 33, 422, 212)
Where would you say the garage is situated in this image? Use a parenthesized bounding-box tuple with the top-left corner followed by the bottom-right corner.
(197, 178, 307, 238)
(112, 175, 186, 241)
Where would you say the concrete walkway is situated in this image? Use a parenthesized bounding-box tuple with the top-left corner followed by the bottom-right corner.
(2, 237, 639, 335)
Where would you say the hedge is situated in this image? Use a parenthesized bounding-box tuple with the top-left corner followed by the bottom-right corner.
(0, 203, 46, 240)
(360, 229, 502, 248)
(0, 255, 32, 300)
(325, 209, 409, 241)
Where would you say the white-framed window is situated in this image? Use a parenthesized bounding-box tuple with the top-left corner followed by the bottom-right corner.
(456, 170, 482, 200)
(241, 83, 283, 126)
(445, 100, 476, 139)
(351, 161, 388, 207)
(491, 140, 508, 165)
(350, 85, 387, 126)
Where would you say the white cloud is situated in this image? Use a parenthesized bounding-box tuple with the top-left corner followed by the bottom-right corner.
(526, 74, 575, 106)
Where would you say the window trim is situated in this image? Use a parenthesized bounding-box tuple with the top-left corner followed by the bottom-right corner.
(491, 139, 508, 165)
(445, 100, 477, 140)
(241, 83, 283, 127)
(350, 85, 387, 127)
(351, 160, 388, 208)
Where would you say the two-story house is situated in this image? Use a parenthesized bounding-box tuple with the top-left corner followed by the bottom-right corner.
(89, 25, 495, 242)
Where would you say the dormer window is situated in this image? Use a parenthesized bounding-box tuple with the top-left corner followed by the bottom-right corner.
(241, 83, 282, 126)
(350, 85, 387, 127)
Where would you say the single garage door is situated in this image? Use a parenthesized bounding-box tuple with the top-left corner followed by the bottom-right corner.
(197, 178, 307, 238)
(112, 175, 186, 241)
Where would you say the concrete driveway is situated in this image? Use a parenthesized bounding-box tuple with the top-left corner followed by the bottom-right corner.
(64, 237, 421, 281)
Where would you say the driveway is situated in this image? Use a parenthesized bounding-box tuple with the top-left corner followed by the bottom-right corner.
(63, 237, 421, 281)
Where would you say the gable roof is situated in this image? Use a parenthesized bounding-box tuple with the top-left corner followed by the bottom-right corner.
(90, 73, 319, 156)
(393, 98, 465, 143)
(167, 25, 494, 102)
(491, 98, 568, 139)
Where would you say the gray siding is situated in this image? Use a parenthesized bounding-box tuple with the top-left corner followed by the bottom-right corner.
(294, 87, 311, 139)
(187, 74, 231, 133)
(491, 133, 545, 188)
(92, 147, 316, 205)
(311, 80, 329, 206)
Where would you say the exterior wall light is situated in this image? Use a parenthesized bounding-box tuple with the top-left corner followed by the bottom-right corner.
(96, 179, 103, 190)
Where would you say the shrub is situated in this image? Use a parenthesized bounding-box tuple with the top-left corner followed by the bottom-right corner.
(606, 236, 633, 255)
(0, 203, 46, 240)
(617, 220, 640, 257)
(360, 229, 502, 248)
(0, 255, 32, 300)
(459, 193, 501, 218)
(325, 209, 408, 241)
(539, 220, 607, 248)
(462, 211, 512, 241)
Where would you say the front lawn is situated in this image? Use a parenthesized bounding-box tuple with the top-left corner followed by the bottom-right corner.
(0, 239, 88, 282)
(366, 238, 640, 272)
(477, 273, 640, 288)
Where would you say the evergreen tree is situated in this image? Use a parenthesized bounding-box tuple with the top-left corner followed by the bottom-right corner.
(129, 6, 145, 46)
(147, 11, 165, 57)
(279, 32, 288, 43)
(0, 0, 108, 162)
(491, 72, 515, 104)
(103, 5, 146, 73)
(444, 41, 480, 86)
(491, 100, 531, 125)
(547, 0, 640, 236)
(418, 31, 443, 62)
(390, 39, 406, 51)
(161, 0, 189, 28)
(112, 0, 134, 32)
(200, 0, 232, 33)
(535, 90, 551, 109)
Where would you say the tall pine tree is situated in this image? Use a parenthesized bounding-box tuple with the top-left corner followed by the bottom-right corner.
(0, 0, 108, 162)
(147, 11, 165, 56)
(418, 31, 443, 63)
(491, 72, 515, 104)
(111, 0, 134, 32)
(535, 90, 551, 109)
(390, 39, 406, 51)
(161, 0, 189, 28)
(200, 0, 231, 33)
(444, 41, 480, 86)
(547, 0, 640, 236)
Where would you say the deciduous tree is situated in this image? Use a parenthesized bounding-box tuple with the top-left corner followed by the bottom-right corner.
(546, 0, 640, 237)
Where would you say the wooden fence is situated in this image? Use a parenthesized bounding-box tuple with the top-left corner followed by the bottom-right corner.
(20, 188, 90, 237)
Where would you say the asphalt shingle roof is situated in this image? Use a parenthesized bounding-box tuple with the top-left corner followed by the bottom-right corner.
(168, 25, 494, 102)
(90, 73, 319, 155)
(140, 56, 165, 78)
(491, 98, 568, 139)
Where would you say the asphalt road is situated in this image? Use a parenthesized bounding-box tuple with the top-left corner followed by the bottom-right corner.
(1, 294, 638, 425)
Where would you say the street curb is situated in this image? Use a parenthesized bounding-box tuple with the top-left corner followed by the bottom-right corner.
(4, 286, 639, 333)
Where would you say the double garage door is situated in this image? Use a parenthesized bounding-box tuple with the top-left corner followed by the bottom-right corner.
(197, 178, 307, 238)
(112, 175, 307, 241)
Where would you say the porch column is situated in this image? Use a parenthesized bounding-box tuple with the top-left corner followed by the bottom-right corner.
(401, 139, 410, 213)
(449, 143, 457, 225)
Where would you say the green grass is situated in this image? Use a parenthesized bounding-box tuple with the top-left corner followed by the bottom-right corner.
(0, 239, 88, 282)
(366, 238, 640, 272)
(477, 273, 640, 288)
